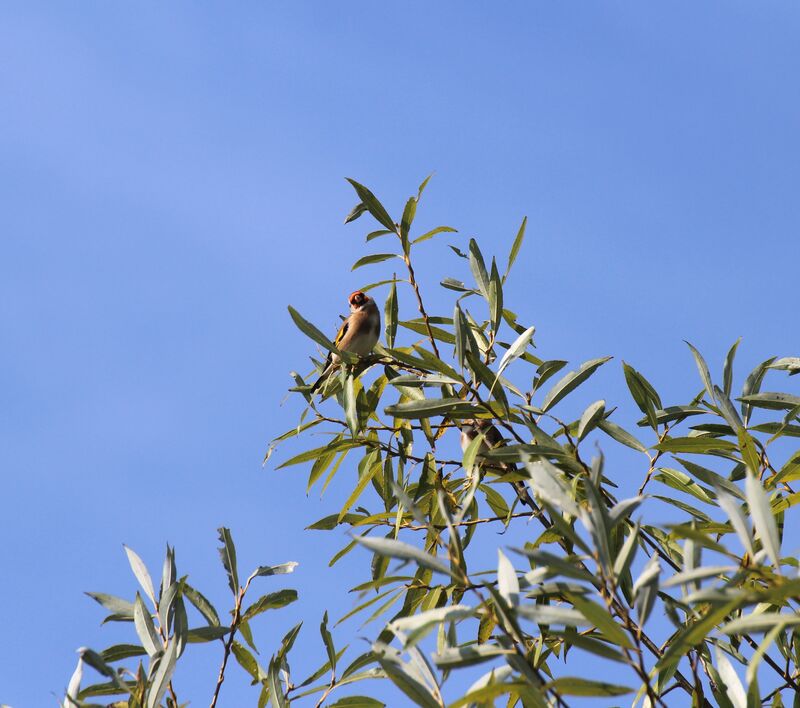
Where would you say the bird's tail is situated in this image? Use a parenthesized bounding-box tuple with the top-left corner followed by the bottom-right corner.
(310, 361, 336, 394)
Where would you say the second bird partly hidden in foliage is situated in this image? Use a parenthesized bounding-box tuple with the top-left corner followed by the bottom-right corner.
(310, 290, 381, 393)
(459, 418, 538, 510)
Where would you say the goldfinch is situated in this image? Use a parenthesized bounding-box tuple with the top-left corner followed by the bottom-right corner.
(459, 418, 537, 509)
(310, 290, 381, 393)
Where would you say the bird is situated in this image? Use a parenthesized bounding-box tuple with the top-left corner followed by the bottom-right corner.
(458, 418, 537, 510)
(310, 290, 381, 394)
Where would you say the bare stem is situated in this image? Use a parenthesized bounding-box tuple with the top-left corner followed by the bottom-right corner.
(210, 572, 258, 708)
(402, 252, 440, 359)
(152, 598, 179, 706)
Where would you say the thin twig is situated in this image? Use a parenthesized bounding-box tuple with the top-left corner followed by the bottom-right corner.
(638, 424, 672, 496)
(368, 510, 537, 532)
(152, 601, 179, 707)
(210, 572, 258, 708)
(401, 250, 440, 359)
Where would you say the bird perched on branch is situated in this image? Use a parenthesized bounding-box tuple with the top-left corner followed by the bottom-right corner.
(310, 290, 381, 394)
(459, 418, 537, 510)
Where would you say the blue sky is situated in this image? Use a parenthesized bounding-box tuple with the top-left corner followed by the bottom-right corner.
(2, 2, 800, 705)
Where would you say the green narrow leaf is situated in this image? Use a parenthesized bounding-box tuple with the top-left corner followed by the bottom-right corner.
(663, 565, 736, 588)
(359, 277, 402, 293)
(326, 698, 386, 708)
(353, 536, 456, 579)
(714, 645, 747, 708)
(449, 682, 543, 708)
(186, 625, 230, 642)
(465, 351, 509, 413)
(345, 179, 396, 232)
(160, 545, 176, 603)
(738, 429, 761, 472)
(254, 562, 299, 577)
(344, 375, 358, 437)
(723, 338, 741, 396)
(685, 341, 715, 402)
(721, 612, 800, 635)
(741, 357, 776, 424)
(494, 325, 535, 382)
(739, 392, 800, 411)
(769, 357, 800, 374)
(384, 397, 477, 420)
(524, 460, 580, 517)
(496, 549, 519, 606)
(366, 229, 393, 241)
(146, 640, 178, 708)
(77, 649, 121, 684)
(653, 436, 737, 454)
(338, 449, 381, 522)
(597, 419, 648, 453)
(676, 458, 746, 499)
(653, 468, 715, 504)
(85, 592, 135, 619)
(631, 554, 660, 626)
(468, 238, 490, 300)
(453, 303, 467, 369)
(242, 589, 298, 621)
(540, 357, 612, 412)
(398, 320, 455, 344)
(504, 216, 527, 282)
(544, 677, 634, 697)
(158, 580, 180, 631)
(613, 523, 639, 579)
(715, 385, 744, 431)
(100, 644, 147, 663)
(416, 173, 433, 199)
(488, 258, 503, 334)
(746, 624, 783, 706)
(278, 438, 361, 470)
(320, 611, 337, 673)
(432, 644, 509, 668)
(384, 282, 398, 348)
(232, 641, 263, 682)
(532, 359, 568, 393)
(516, 604, 588, 626)
(413, 226, 457, 245)
(287, 306, 339, 355)
(344, 202, 368, 224)
(656, 599, 743, 674)
(277, 622, 303, 664)
(745, 470, 781, 569)
(307, 441, 340, 493)
(400, 196, 418, 250)
(480, 482, 510, 519)
(268, 655, 288, 708)
(351, 253, 400, 271)
(578, 400, 606, 441)
(217, 527, 240, 596)
(123, 546, 156, 606)
(567, 593, 632, 649)
(622, 362, 661, 430)
(65, 655, 83, 703)
(390, 605, 474, 649)
(174, 595, 188, 657)
(714, 488, 754, 556)
(133, 593, 160, 657)
(373, 643, 442, 708)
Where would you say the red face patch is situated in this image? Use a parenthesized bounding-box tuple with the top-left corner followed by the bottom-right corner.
(349, 291, 366, 307)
